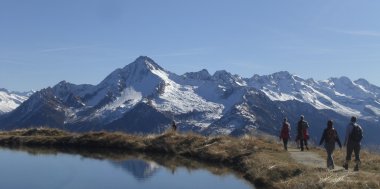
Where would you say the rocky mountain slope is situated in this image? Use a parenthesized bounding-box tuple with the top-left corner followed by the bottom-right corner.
(1, 56, 379, 145)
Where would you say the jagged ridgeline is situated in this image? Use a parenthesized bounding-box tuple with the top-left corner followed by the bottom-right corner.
(1, 56, 380, 145)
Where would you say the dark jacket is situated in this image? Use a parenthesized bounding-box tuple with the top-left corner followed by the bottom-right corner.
(319, 128, 342, 148)
(297, 120, 309, 140)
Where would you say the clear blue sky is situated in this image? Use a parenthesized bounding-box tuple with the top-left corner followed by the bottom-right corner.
(1, 0, 380, 91)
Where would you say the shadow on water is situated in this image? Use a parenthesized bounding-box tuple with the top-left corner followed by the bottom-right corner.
(0, 145, 254, 188)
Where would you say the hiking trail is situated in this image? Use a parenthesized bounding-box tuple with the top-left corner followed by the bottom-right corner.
(287, 147, 380, 187)
(288, 147, 344, 171)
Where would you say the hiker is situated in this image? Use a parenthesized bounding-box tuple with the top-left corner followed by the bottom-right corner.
(343, 116, 363, 171)
(297, 115, 310, 151)
(279, 118, 291, 150)
(171, 121, 177, 132)
(319, 120, 342, 169)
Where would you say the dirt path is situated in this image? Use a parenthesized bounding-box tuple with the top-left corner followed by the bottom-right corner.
(287, 147, 380, 187)
(288, 148, 344, 171)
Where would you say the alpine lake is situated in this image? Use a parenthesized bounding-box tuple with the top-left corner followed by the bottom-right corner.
(0, 147, 254, 189)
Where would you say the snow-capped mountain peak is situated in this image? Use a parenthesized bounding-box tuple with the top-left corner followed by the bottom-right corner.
(354, 78, 380, 96)
(324, 76, 373, 99)
(212, 70, 246, 86)
(101, 56, 167, 86)
(329, 76, 354, 86)
(355, 78, 371, 86)
(270, 71, 293, 79)
(0, 88, 32, 114)
(123, 56, 164, 72)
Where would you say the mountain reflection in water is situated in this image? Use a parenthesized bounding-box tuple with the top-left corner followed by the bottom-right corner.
(112, 159, 160, 180)
(0, 147, 254, 189)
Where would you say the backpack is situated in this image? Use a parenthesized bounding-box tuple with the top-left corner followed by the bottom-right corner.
(302, 121, 309, 140)
(350, 124, 363, 142)
(302, 128, 309, 140)
(325, 128, 336, 143)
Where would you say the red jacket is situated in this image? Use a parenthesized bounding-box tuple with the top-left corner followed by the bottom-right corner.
(280, 122, 291, 139)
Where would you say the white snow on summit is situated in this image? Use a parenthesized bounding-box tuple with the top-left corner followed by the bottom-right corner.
(0, 88, 32, 114)
(248, 72, 380, 118)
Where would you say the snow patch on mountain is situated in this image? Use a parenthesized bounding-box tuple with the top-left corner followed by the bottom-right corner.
(364, 105, 380, 117)
(0, 88, 32, 114)
(150, 71, 225, 128)
(94, 87, 143, 117)
(212, 70, 247, 87)
(248, 72, 364, 117)
(180, 69, 246, 112)
(152, 82, 222, 115)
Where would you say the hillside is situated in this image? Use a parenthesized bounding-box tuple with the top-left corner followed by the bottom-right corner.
(0, 128, 379, 189)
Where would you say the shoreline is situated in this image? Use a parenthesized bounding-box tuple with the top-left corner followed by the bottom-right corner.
(0, 128, 302, 189)
(2, 128, 379, 188)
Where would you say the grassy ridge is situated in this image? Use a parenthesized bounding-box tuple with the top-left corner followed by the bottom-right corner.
(1, 128, 379, 188)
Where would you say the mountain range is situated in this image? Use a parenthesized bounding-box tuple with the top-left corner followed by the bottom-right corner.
(1, 56, 379, 145)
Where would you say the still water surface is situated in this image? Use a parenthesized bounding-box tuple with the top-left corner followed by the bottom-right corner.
(0, 148, 254, 189)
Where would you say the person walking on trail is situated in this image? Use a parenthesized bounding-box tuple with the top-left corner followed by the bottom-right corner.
(297, 115, 310, 151)
(343, 116, 363, 171)
(319, 120, 342, 170)
(279, 118, 291, 151)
